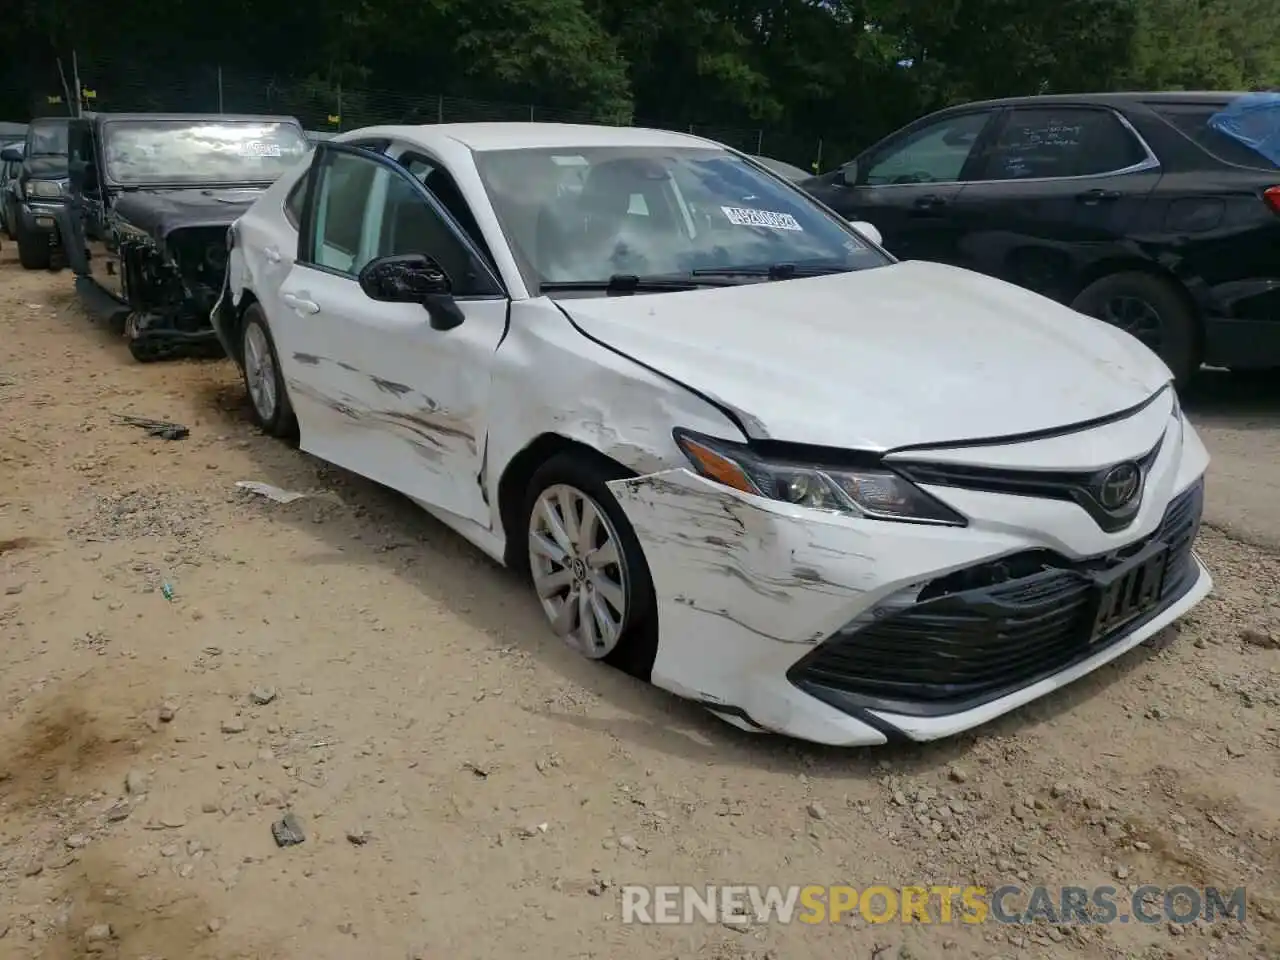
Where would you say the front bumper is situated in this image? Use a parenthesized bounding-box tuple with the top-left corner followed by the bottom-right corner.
(606, 393, 1212, 746)
(19, 198, 64, 235)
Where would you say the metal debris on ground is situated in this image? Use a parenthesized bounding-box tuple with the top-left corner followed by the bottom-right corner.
(271, 812, 306, 847)
(112, 413, 190, 440)
(235, 481, 308, 504)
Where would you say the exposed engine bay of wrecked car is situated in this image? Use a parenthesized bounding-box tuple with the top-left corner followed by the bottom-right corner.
(106, 189, 259, 358)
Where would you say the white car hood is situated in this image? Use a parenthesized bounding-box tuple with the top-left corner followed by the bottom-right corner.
(557, 260, 1172, 451)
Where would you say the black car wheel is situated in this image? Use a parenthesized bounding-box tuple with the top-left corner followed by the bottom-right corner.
(1071, 271, 1199, 389)
(241, 303, 297, 438)
(15, 218, 51, 270)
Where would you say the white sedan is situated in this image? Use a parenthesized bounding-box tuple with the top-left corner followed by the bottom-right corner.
(212, 123, 1212, 747)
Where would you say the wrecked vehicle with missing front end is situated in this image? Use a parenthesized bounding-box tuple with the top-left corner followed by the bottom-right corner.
(58, 112, 309, 361)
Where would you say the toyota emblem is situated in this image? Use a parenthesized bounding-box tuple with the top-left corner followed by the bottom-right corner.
(1097, 462, 1141, 510)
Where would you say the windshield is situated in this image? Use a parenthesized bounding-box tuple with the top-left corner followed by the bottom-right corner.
(27, 120, 69, 157)
(473, 145, 889, 292)
(103, 120, 309, 185)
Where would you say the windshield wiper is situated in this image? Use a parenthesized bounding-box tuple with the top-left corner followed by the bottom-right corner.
(691, 263, 852, 280)
(540, 274, 716, 295)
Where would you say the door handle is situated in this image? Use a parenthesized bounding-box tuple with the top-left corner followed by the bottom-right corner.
(1076, 188, 1121, 204)
(911, 194, 948, 213)
(263, 246, 281, 263)
(281, 292, 320, 315)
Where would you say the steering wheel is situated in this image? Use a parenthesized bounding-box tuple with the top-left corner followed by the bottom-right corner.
(891, 171, 934, 185)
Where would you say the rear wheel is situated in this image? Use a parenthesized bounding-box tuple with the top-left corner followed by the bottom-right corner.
(241, 304, 297, 438)
(1071, 271, 1199, 389)
(523, 453, 658, 679)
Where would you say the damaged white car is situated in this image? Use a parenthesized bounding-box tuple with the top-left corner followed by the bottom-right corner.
(213, 123, 1212, 747)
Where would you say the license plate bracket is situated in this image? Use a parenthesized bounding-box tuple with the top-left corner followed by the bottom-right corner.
(1089, 541, 1169, 642)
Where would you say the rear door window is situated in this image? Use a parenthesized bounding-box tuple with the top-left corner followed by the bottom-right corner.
(976, 107, 1150, 181)
(1149, 101, 1280, 171)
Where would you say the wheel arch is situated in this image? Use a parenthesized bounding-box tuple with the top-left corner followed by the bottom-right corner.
(225, 289, 261, 365)
(1069, 256, 1200, 321)
(1069, 258, 1206, 385)
(497, 432, 640, 570)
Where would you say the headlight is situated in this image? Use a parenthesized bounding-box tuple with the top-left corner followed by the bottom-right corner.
(25, 179, 64, 199)
(673, 429, 967, 525)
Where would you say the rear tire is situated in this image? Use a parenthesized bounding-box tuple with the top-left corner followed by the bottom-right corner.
(1071, 271, 1199, 389)
(522, 452, 658, 680)
(16, 219, 51, 270)
(241, 304, 297, 438)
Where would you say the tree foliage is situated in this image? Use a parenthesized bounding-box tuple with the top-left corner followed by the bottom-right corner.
(1, 0, 1277, 167)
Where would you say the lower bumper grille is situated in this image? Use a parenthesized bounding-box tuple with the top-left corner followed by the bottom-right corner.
(789, 479, 1204, 717)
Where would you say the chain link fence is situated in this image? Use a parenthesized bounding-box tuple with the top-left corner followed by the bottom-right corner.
(29, 54, 826, 171)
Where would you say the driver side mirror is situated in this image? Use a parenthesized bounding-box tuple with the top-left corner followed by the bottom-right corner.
(848, 220, 883, 247)
(357, 253, 465, 331)
(0, 146, 21, 163)
(838, 160, 859, 187)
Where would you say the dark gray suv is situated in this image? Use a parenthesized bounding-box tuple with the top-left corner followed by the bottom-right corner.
(0, 116, 70, 269)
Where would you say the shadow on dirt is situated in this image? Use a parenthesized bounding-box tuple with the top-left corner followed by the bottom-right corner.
(1182, 367, 1280, 428)
(0, 669, 270, 958)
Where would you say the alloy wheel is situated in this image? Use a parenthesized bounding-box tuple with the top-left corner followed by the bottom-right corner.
(243, 322, 278, 422)
(528, 483, 630, 659)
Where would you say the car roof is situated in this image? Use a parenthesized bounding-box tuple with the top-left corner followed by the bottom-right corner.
(337, 122, 723, 153)
(79, 112, 302, 125)
(754, 155, 809, 179)
(947, 91, 1250, 111)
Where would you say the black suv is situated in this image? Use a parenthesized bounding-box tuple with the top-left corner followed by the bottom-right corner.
(0, 116, 70, 269)
(802, 92, 1280, 386)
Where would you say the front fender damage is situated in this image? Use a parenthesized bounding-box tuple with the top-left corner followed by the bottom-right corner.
(606, 468, 889, 743)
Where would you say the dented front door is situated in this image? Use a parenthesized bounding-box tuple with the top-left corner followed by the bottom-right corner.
(69, 121, 125, 302)
(276, 267, 506, 525)
(274, 142, 511, 526)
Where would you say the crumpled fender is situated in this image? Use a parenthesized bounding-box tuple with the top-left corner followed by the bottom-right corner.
(607, 465, 875, 637)
(605, 467, 881, 735)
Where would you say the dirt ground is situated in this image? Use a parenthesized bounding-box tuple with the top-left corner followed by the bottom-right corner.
(0, 246, 1277, 960)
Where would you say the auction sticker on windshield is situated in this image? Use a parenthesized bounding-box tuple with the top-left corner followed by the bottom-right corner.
(239, 141, 283, 157)
(721, 206, 803, 231)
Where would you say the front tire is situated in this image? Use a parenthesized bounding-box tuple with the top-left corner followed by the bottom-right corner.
(1071, 271, 1200, 389)
(523, 453, 658, 679)
(241, 304, 297, 438)
(16, 219, 51, 270)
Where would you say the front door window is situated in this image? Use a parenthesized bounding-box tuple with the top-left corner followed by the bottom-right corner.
(861, 112, 994, 186)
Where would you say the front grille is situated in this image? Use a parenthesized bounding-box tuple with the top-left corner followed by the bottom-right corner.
(788, 479, 1204, 717)
(895, 436, 1164, 533)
